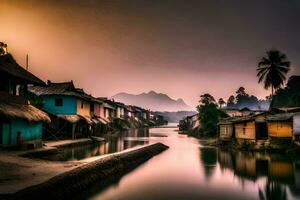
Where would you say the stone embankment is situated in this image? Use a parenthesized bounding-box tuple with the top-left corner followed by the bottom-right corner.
(10, 143, 169, 200)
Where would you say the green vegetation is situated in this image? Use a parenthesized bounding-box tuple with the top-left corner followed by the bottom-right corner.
(197, 93, 228, 137)
(272, 76, 300, 107)
(226, 87, 270, 110)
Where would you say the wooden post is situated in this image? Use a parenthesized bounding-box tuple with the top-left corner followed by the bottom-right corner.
(72, 123, 76, 140)
(26, 54, 29, 71)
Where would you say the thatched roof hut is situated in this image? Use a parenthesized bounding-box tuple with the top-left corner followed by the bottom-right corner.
(0, 54, 45, 85)
(0, 101, 50, 123)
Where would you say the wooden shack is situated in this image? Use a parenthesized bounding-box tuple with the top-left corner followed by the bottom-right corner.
(267, 113, 293, 138)
(233, 112, 268, 142)
(0, 54, 50, 147)
(218, 118, 234, 141)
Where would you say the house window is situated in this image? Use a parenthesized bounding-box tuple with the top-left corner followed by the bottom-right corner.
(243, 127, 246, 135)
(55, 98, 63, 107)
(81, 101, 84, 109)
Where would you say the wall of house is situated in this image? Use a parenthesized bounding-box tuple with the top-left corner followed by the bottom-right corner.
(77, 99, 90, 117)
(116, 107, 124, 118)
(1, 122, 10, 145)
(105, 108, 110, 120)
(235, 121, 256, 140)
(294, 113, 300, 136)
(43, 95, 77, 115)
(93, 103, 102, 117)
(99, 105, 106, 119)
(268, 121, 293, 138)
(219, 124, 233, 139)
(10, 119, 42, 145)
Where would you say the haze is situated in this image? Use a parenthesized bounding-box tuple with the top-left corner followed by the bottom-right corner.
(1, 0, 300, 108)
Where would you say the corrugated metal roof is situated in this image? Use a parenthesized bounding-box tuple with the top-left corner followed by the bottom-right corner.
(267, 113, 294, 121)
(28, 81, 91, 101)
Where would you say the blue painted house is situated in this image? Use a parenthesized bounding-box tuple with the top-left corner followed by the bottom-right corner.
(0, 54, 50, 147)
(29, 81, 93, 139)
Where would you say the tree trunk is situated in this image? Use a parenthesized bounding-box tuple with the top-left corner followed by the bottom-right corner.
(271, 86, 274, 97)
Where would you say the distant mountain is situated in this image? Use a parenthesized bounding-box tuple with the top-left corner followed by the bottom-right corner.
(112, 90, 194, 112)
(154, 111, 197, 122)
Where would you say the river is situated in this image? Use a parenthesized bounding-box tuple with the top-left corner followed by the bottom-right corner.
(81, 123, 300, 200)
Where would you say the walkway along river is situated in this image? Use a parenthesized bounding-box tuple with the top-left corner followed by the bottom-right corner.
(83, 123, 300, 200)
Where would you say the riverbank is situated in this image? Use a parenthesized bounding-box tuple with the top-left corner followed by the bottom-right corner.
(199, 137, 300, 158)
(6, 143, 168, 200)
(0, 139, 97, 195)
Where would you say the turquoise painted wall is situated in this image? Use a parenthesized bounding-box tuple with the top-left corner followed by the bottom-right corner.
(1, 123, 10, 144)
(10, 119, 42, 145)
(43, 95, 77, 115)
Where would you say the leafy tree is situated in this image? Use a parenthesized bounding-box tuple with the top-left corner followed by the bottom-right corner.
(236, 87, 247, 97)
(199, 93, 216, 106)
(218, 98, 226, 108)
(257, 49, 291, 96)
(226, 87, 270, 110)
(271, 76, 300, 108)
(227, 95, 236, 108)
(197, 93, 228, 137)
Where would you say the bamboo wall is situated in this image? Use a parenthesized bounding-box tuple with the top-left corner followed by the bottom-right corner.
(235, 121, 256, 140)
(219, 124, 233, 139)
(268, 121, 293, 138)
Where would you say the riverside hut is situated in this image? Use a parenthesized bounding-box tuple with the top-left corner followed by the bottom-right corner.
(115, 102, 125, 119)
(267, 113, 294, 138)
(0, 54, 50, 147)
(233, 112, 268, 142)
(29, 81, 93, 139)
(218, 118, 234, 141)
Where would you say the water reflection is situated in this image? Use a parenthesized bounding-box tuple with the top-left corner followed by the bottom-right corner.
(85, 125, 300, 200)
(200, 147, 217, 180)
(217, 149, 300, 200)
(40, 128, 149, 161)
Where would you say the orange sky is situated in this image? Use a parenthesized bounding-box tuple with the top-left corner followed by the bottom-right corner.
(1, 0, 299, 108)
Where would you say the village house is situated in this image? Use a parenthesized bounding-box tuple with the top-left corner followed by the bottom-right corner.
(221, 108, 242, 117)
(267, 113, 294, 139)
(115, 102, 125, 119)
(0, 54, 50, 147)
(239, 107, 252, 116)
(102, 99, 117, 122)
(218, 118, 235, 141)
(233, 112, 268, 142)
(269, 96, 300, 141)
(89, 97, 109, 134)
(28, 81, 93, 139)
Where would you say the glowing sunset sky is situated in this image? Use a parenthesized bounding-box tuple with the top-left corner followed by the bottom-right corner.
(1, 0, 300, 108)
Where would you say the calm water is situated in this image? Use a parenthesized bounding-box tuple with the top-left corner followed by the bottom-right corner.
(85, 123, 300, 200)
(38, 128, 150, 161)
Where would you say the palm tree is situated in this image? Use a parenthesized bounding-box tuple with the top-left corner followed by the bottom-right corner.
(257, 49, 291, 96)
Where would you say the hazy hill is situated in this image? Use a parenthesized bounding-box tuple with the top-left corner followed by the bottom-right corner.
(154, 111, 197, 123)
(112, 90, 194, 112)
